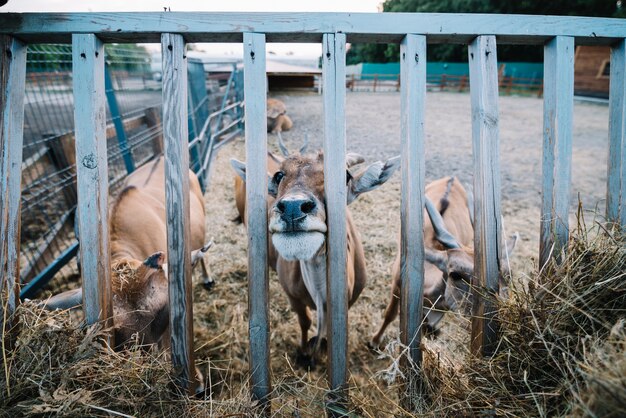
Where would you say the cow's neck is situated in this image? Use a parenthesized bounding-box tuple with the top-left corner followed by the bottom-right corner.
(300, 254, 327, 340)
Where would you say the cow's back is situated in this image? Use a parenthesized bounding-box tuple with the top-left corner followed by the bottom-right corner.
(111, 157, 206, 259)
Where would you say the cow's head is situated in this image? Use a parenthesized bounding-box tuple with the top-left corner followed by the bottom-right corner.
(423, 197, 518, 312)
(231, 151, 400, 261)
(41, 243, 212, 349)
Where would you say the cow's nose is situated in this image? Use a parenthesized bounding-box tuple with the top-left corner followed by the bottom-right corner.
(276, 196, 316, 221)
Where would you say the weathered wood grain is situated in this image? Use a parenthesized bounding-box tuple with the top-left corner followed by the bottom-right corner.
(540, 36, 574, 267)
(1, 13, 625, 45)
(162, 33, 194, 394)
(399, 33, 427, 407)
(0, 35, 26, 326)
(607, 40, 626, 228)
(323, 32, 348, 407)
(468, 35, 503, 357)
(72, 34, 113, 330)
(243, 32, 271, 408)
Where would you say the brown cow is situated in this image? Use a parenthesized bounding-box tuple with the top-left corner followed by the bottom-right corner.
(371, 176, 517, 346)
(43, 156, 211, 352)
(267, 98, 293, 134)
(232, 151, 399, 367)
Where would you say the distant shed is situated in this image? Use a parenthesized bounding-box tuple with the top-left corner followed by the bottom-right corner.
(574, 46, 610, 99)
(267, 60, 321, 91)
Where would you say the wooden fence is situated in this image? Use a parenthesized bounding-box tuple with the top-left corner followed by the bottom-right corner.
(346, 72, 544, 96)
(1, 12, 625, 413)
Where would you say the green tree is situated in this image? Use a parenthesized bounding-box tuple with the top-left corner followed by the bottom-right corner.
(347, 0, 624, 63)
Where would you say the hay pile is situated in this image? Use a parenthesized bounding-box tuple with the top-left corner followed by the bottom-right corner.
(0, 304, 255, 417)
(422, 221, 625, 417)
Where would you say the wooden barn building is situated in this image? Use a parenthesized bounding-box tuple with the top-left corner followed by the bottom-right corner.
(574, 46, 610, 99)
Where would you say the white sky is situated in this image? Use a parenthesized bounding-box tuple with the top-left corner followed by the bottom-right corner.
(2, 0, 385, 58)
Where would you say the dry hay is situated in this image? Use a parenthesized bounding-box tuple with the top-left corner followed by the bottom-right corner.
(5, 125, 623, 416)
(420, 217, 626, 417)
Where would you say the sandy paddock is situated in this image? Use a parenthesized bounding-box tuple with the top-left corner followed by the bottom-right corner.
(187, 91, 610, 414)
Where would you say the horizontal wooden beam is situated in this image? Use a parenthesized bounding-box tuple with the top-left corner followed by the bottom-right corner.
(1, 12, 625, 45)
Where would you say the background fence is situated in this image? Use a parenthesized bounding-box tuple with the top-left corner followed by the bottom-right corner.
(19, 44, 243, 299)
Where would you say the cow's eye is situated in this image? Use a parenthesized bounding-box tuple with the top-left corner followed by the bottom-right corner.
(273, 171, 285, 184)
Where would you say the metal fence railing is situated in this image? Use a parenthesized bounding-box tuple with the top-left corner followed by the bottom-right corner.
(18, 44, 243, 299)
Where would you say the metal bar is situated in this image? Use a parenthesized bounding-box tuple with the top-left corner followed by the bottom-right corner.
(104, 63, 134, 174)
(20, 241, 79, 300)
(468, 35, 503, 357)
(322, 32, 348, 410)
(162, 32, 195, 394)
(540, 36, 574, 267)
(72, 34, 113, 329)
(607, 39, 626, 228)
(0, 35, 27, 327)
(2, 13, 626, 45)
(399, 33, 427, 409)
(243, 32, 271, 409)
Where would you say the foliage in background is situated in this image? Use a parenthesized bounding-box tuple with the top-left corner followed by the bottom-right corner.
(346, 0, 625, 65)
(26, 44, 150, 72)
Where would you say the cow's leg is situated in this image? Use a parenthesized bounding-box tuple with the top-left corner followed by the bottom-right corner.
(200, 258, 215, 291)
(371, 281, 400, 348)
(292, 302, 315, 369)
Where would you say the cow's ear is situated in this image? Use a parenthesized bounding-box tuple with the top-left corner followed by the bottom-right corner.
(230, 159, 246, 182)
(347, 155, 400, 204)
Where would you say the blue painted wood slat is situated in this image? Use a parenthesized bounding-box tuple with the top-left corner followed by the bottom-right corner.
(323, 32, 348, 409)
(399, 33, 427, 408)
(540, 36, 574, 267)
(72, 34, 113, 329)
(243, 31, 271, 408)
(0, 35, 27, 324)
(2, 13, 626, 45)
(607, 39, 626, 229)
(468, 35, 503, 357)
(161, 33, 195, 394)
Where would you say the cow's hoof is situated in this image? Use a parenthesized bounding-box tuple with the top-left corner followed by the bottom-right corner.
(423, 324, 441, 339)
(202, 279, 215, 291)
(296, 350, 316, 370)
(367, 339, 382, 352)
(307, 336, 327, 352)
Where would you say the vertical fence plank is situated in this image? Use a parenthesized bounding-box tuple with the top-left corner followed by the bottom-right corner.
(104, 64, 134, 174)
(161, 33, 194, 393)
(0, 36, 27, 329)
(540, 36, 574, 266)
(322, 32, 348, 411)
(607, 39, 626, 228)
(468, 35, 503, 357)
(243, 32, 271, 408)
(72, 34, 113, 330)
(399, 33, 427, 409)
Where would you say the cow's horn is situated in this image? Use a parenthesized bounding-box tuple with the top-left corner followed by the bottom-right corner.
(276, 131, 290, 157)
(299, 133, 309, 154)
(425, 197, 461, 249)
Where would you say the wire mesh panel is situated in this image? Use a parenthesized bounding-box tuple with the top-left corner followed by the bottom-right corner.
(19, 44, 244, 298)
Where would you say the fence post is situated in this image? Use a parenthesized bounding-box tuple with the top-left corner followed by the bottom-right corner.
(0, 35, 27, 331)
(161, 32, 195, 394)
(72, 34, 113, 334)
(540, 36, 574, 267)
(104, 63, 134, 174)
(323, 32, 348, 414)
(468, 35, 503, 357)
(399, 34, 427, 411)
(607, 39, 626, 228)
(243, 32, 271, 410)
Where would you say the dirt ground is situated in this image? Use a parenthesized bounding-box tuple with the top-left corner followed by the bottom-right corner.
(190, 91, 610, 414)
